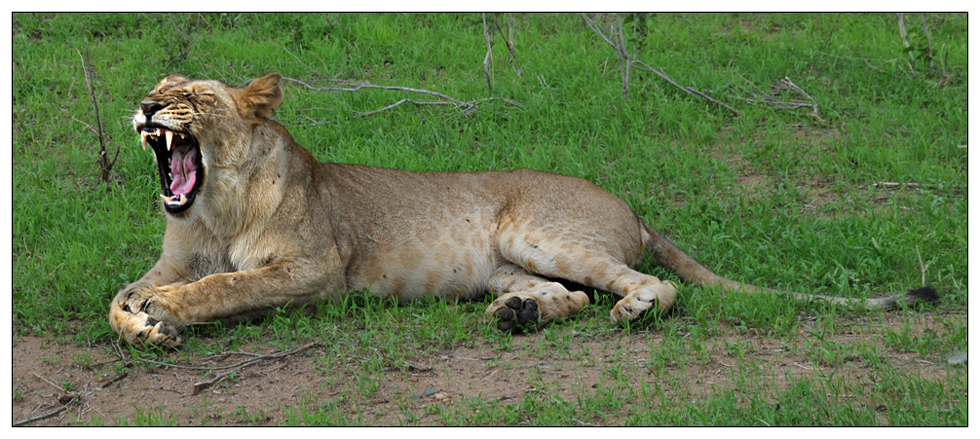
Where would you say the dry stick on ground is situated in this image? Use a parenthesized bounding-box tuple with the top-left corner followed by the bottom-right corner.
(282, 76, 523, 117)
(808, 13, 842, 77)
(581, 13, 741, 116)
(915, 246, 928, 287)
(482, 13, 494, 91)
(190, 343, 321, 395)
(896, 13, 914, 63)
(76, 33, 120, 186)
(491, 13, 522, 77)
(863, 58, 901, 79)
(12, 373, 79, 426)
(13, 405, 69, 426)
(919, 13, 934, 69)
(581, 13, 633, 99)
(122, 343, 321, 395)
(114, 343, 321, 395)
(725, 73, 824, 122)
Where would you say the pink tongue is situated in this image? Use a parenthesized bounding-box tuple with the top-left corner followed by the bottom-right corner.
(169, 147, 198, 196)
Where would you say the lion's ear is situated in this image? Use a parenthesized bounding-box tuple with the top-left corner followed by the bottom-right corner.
(235, 72, 284, 120)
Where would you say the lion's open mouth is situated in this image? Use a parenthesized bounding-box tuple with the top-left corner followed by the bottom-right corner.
(140, 126, 203, 214)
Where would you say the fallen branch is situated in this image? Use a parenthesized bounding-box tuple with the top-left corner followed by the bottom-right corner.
(863, 58, 901, 79)
(77, 30, 120, 186)
(873, 182, 920, 189)
(482, 13, 494, 91)
(99, 372, 128, 389)
(13, 405, 68, 426)
(725, 73, 824, 122)
(191, 342, 320, 395)
(896, 13, 914, 63)
(919, 14, 934, 69)
(808, 13, 842, 77)
(582, 13, 740, 115)
(282, 76, 523, 116)
(581, 13, 633, 99)
(12, 373, 80, 426)
(491, 13, 522, 76)
(915, 246, 927, 286)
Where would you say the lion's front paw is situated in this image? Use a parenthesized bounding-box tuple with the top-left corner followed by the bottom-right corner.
(109, 306, 183, 348)
(109, 283, 182, 348)
(486, 294, 539, 332)
(115, 282, 162, 315)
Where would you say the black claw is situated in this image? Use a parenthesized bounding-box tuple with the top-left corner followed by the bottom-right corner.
(504, 296, 523, 310)
(145, 317, 159, 327)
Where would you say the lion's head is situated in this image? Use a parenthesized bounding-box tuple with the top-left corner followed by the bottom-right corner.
(133, 72, 284, 215)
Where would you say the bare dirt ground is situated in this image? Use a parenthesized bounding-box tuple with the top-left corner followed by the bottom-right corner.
(12, 312, 959, 426)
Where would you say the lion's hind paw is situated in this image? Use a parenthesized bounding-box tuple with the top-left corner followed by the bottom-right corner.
(488, 295, 539, 332)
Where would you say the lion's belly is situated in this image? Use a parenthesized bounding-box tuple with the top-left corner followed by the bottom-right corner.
(344, 214, 502, 301)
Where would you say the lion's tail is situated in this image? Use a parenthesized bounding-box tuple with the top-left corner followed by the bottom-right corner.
(637, 219, 939, 309)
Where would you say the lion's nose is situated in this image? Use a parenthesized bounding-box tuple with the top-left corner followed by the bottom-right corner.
(140, 101, 163, 117)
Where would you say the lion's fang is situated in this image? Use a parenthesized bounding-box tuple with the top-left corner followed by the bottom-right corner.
(165, 130, 173, 151)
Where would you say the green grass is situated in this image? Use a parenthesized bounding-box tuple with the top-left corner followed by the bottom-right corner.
(11, 13, 967, 426)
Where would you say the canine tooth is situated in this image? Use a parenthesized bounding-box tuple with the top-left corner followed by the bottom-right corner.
(165, 130, 173, 151)
(140, 132, 148, 150)
(160, 194, 172, 203)
(179, 194, 187, 204)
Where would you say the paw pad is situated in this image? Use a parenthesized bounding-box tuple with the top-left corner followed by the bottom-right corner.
(493, 296, 539, 332)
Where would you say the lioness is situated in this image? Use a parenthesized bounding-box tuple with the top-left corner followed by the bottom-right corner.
(109, 72, 938, 347)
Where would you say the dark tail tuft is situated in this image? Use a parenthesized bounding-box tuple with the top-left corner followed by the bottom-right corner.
(905, 286, 940, 305)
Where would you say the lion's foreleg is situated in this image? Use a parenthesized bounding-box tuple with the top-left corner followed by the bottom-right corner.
(110, 261, 341, 347)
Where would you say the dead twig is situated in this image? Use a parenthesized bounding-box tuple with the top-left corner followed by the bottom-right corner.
(190, 342, 321, 395)
(863, 58, 900, 79)
(915, 246, 928, 286)
(482, 13, 494, 91)
(582, 13, 740, 116)
(282, 76, 523, 117)
(33, 372, 67, 393)
(14, 373, 79, 426)
(808, 13, 842, 77)
(920, 14, 934, 69)
(874, 182, 920, 189)
(491, 13, 522, 76)
(77, 30, 120, 187)
(581, 13, 633, 99)
(896, 13, 914, 63)
(99, 372, 129, 389)
(13, 405, 69, 426)
(725, 73, 824, 122)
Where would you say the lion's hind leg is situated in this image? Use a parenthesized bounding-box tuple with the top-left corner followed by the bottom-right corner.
(485, 263, 589, 331)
